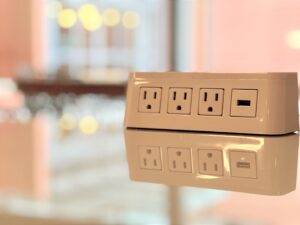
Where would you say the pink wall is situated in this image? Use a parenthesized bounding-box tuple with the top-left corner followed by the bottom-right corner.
(191, 1, 204, 71)
(192, 0, 300, 73)
(0, 118, 49, 199)
(0, 0, 45, 77)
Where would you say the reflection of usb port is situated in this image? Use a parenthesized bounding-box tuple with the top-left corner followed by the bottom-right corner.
(237, 162, 250, 168)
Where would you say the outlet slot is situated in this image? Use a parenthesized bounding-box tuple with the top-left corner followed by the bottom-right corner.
(203, 162, 221, 171)
(237, 100, 251, 106)
(215, 93, 219, 101)
(214, 164, 218, 171)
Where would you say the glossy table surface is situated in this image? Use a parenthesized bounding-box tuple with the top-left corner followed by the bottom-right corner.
(0, 96, 299, 225)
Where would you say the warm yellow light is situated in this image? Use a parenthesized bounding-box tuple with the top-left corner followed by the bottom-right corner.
(122, 11, 140, 29)
(79, 116, 98, 135)
(59, 113, 77, 131)
(103, 8, 121, 27)
(78, 4, 102, 31)
(57, 8, 77, 29)
(47, 0, 63, 19)
(286, 30, 300, 49)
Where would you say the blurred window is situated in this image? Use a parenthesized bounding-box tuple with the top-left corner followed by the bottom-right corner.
(46, 0, 171, 82)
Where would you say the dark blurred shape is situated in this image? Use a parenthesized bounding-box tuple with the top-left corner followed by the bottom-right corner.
(17, 80, 126, 96)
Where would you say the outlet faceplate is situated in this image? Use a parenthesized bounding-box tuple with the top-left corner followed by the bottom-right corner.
(230, 150, 257, 178)
(168, 147, 192, 173)
(230, 89, 258, 117)
(198, 149, 223, 176)
(125, 128, 299, 195)
(125, 72, 299, 135)
(167, 88, 192, 114)
(139, 146, 162, 170)
(199, 89, 224, 116)
(138, 87, 162, 113)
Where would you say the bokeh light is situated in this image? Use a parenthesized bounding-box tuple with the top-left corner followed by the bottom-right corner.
(46, 0, 63, 19)
(59, 113, 77, 131)
(122, 11, 140, 29)
(78, 4, 102, 31)
(57, 8, 77, 29)
(286, 30, 300, 49)
(103, 8, 121, 27)
(79, 116, 98, 135)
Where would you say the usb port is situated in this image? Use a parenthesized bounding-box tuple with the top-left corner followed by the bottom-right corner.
(237, 100, 251, 106)
(236, 162, 251, 168)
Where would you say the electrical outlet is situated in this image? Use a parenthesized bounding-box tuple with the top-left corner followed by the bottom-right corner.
(167, 88, 192, 114)
(198, 89, 224, 116)
(139, 146, 162, 170)
(230, 89, 258, 117)
(138, 87, 162, 113)
(230, 150, 257, 178)
(168, 147, 192, 172)
(125, 72, 299, 135)
(125, 129, 299, 195)
(198, 149, 223, 176)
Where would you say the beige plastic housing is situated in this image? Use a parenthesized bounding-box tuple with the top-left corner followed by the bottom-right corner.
(124, 72, 299, 135)
(124, 128, 299, 195)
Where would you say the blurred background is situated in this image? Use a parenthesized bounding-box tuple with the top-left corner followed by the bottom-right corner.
(0, 0, 300, 224)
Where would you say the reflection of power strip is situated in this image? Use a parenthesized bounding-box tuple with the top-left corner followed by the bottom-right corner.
(124, 129, 299, 195)
(125, 72, 299, 135)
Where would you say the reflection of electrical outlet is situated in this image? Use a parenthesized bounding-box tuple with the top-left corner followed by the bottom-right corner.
(168, 148, 192, 172)
(198, 149, 223, 176)
(125, 129, 299, 195)
(139, 146, 162, 170)
(199, 89, 224, 116)
(138, 87, 162, 113)
(167, 88, 192, 114)
(230, 151, 257, 178)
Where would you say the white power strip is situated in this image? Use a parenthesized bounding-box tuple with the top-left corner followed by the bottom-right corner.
(125, 72, 299, 135)
(125, 128, 299, 195)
